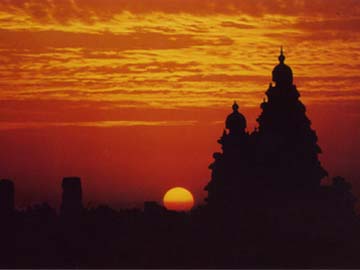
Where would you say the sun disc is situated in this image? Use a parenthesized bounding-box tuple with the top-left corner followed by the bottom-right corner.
(163, 187, 194, 211)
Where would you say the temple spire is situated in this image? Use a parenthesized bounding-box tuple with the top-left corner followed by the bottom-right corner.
(272, 46, 293, 86)
(278, 46, 285, 64)
(232, 101, 239, 112)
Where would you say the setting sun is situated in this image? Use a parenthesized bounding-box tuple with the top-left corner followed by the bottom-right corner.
(163, 187, 194, 211)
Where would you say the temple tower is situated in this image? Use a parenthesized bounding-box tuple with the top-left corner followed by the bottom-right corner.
(205, 102, 251, 207)
(255, 48, 327, 190)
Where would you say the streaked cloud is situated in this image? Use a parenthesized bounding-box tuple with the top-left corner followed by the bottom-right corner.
(0, 0, 359, 125)
(0, 120, 198, 130)
(1, 0, 359, 22)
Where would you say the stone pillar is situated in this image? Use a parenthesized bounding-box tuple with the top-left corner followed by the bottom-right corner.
(0, 179, 14, 215)
(61, 177, 83, 218)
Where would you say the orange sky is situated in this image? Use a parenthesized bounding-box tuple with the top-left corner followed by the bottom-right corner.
(0, 0, 359, 209)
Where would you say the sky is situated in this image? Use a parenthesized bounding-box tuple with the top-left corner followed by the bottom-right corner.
(0, 0, 359, 209)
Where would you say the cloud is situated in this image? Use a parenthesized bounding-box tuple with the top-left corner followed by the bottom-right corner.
(177, 74, 269, 83)
(0, 29, 233, 50)
(0, 120, 198, 130)
(293, 18, 360, 32)
(0, 99, 147, 122)
(1, 0, 359, 23)
(83, 61, 202, 74)
(264, 18, 360, 43)
(220, 21, 256, 29)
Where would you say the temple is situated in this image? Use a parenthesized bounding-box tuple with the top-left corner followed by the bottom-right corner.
(205, 48, 340, 212)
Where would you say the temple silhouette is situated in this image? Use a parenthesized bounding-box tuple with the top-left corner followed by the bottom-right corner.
(0, 49, 359, 268)
(206, 48, 327, 207)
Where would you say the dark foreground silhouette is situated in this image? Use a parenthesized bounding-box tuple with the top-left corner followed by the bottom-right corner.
(0, 49, 359, 268)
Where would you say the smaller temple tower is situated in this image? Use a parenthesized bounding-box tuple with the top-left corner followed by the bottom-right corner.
(0, 179, 14, 215)
(61, 177, 83, 219)
(205, 102, 251, 208)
